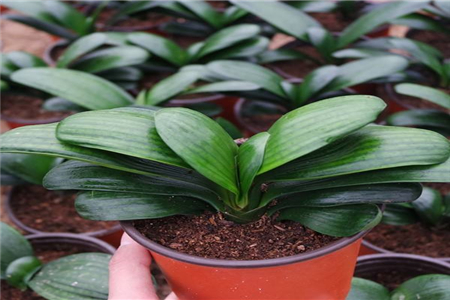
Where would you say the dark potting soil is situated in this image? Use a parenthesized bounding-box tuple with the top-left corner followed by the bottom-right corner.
(265, 45, 321, 79)
(170, 34, 204, 49)
(1, 94, 72, 121)
(409, 30, 450, 57)
(134, 212, 338, 260)
(358, 270, 420, 291)
(309, 12, 355, 33)
(365, 222, 450, 258)
(0, 242, 97, 300)
(10, 185, 117, 234)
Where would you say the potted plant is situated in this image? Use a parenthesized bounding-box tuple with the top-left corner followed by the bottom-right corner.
(1, 152, 123, 247)
(1, 95, 450, 299)
(1, 222, 113, 300)
(109, 0, 249, 38)
(348, 253, 450, 299)
(230, 1, 426, 80)
(362, 185, 450, 261)
(193, 55, 408, 132)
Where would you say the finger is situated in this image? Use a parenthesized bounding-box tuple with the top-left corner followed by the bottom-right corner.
(165, 292, 178, 300)
(109, 233, 159, 300)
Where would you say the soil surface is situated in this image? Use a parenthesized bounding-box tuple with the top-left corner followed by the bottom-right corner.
(134, 212, 338, 260)
(310, 12, 355, 33)
(365, 222, 450, 258)
(409, 30, 450, 57)
(358, 269, 421, 291)
(10, 185, 117, 234)
(1, 94, 73, 121)
(0, 242, 99, 300)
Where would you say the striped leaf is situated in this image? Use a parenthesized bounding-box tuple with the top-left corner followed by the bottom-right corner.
(56, 107, 188, 168)
(259, 95, 386, 174)
(347, 278, 390, 300)
(29, 253, 110, 300)
(1, 222, 33, 279)
(411, 187, 444, 226)
(391, 275, 450, 300)
(44, 161, 222, 210)
(387, 110, 450, 136)
(382, 204, 418, 226)
(75, 191, 210, 221)
(265, 125, 450, 181)
(128, 32, 188, 67)
(155, 108, 239, 195)
(1, 153, 59, 185)
(11, 68, 133, 110)
(395, 83, 450, 109)
(278, 204, 382, 237)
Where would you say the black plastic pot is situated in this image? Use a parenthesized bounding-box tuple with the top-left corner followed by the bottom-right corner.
(43, 39, 69, 66)
(26, 232, 116, 254)
(355, 253, 450, 278)
(6, 186, 123, 247)
(122, 220, 368, 299)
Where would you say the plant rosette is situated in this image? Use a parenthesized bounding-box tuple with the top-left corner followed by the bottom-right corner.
(361, 185, 450, 261)
(348, 253, 450, 299)
(2, 95, 450, 298)
(1, 222, 113, 300)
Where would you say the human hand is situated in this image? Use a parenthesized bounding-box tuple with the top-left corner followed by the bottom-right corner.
(109, 233, 177, 300)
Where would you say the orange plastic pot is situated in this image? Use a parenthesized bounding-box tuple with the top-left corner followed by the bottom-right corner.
(123, 221, 367, 300)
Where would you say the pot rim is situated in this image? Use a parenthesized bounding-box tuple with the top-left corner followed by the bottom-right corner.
(361, 239, 450, 261)
(355, 253, 450, 275)
(121, 220, 367, 269)
(6, 186, 122, 238)
(26, 232, 116, 254)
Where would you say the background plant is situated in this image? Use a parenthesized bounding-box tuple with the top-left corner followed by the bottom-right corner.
(1, 96, 450, 236)
(347, 274, 450, 300)
(2, 0, 106, 40)
(0, 222, 110, 300)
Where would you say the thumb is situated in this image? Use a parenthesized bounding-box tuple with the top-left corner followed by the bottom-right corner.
(108, 233, 159, 300)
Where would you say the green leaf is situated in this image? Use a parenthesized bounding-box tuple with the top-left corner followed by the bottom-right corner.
(391, 14, 449, 33)
(230, 0, 320, 41)
(395, 84, 450, 109)
(56, 33, 107, 68)
(306, 27, 336, 63)
(207, 60, 286, 97)
(202, 36, 269, 62)
(2, 15, 78, 40)
(1, 153, 59, 185)
(278, 204, 382, 237)
(57, 107, 188, 168)
(180, 1, 224, 29)
(324, 56, 409, 93)
(337, 1, 429, 48)
(391, 274, 450, 300)
(347, 278, 390, 300)
(144, 71, 200, 106)
(155, 108, 239, 195)
(6, 256, 42, 290)
(186, 81, 260, 94)
(382, 204, 419, 225)
(411, 187, 444, 226)
(333, 48, 390, 59)
(193, 24, 261, 59)
(2, 2, 55, 22)
(257, 48, 320, 64)
(265, 125, 450, 181)
(29, 253, 110, 300)
(238, 132, 270, 202)
(216, 117, 242, 139)
(42, 97, 86, 112)
(297, 65, 339, 105)
(5, 51, 47, 69)
(269, 183, 422, 212)
(259, 95, 386, 174)
(44, 160, 223, 210)
(0, 222, 33, 279)
(387, 110, 450, 136)
(71, 46, 150, 74)
(43, 0, 89, 36)
(11, 68, 133, 110)
(128, 32, 188, 67)
(76, 191, 210, 221)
